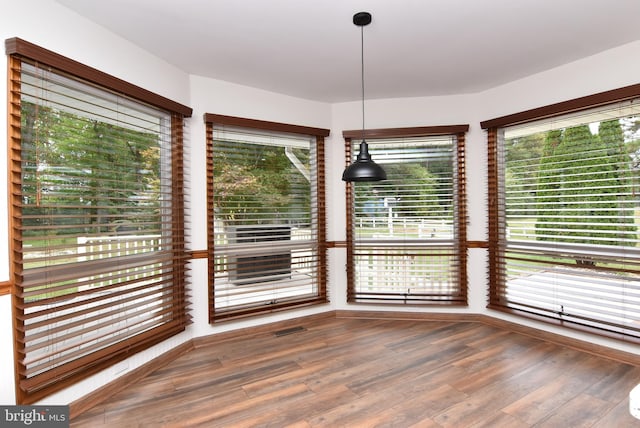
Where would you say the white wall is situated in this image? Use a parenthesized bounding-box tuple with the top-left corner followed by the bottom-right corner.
(1, 0, 639, 408)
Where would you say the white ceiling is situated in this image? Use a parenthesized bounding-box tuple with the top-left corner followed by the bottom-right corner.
(56, 0, 640, 103)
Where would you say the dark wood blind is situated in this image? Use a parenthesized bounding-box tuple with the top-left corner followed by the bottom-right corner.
(7, 39, 192, 403)
(344, 126, 469, 305)
(205, 115, 329, 321)
(485, 87, 640, 342)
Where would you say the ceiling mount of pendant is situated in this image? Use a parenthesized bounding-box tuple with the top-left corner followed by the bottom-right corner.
(353, 11, 371, 26)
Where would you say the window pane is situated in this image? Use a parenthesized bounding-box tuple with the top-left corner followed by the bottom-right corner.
(499, 99, 640, 338)
(354, 138, 455, 241)
(210, 127, 322, 319)
(350, 136, 465, 304)
(20, 64, 171, 275)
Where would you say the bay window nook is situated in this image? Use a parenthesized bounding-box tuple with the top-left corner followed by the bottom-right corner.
(2, 4, 640, 424)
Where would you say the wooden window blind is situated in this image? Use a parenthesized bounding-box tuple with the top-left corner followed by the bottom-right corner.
(7, 38, 192, 403)
(205, 114, 329, 322)
(344, 126, 468, 305)
(484, 86, 640, 342)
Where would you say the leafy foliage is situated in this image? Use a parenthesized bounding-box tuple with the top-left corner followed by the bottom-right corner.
(21, 102, 161, 237)
(533, 121, 637, 246)
(212, 142, 310, 226)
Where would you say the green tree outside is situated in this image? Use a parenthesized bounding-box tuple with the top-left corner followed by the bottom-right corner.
(212, 141, 310, 226)
(534, 121, 636, 247)
(534, 129, 563, 241)
(21, 102, 161, 238)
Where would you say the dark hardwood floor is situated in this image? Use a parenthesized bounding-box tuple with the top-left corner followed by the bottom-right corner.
(71, 317, 640, 427)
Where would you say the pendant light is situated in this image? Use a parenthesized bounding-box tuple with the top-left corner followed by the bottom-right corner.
(342, 11, 387, 182)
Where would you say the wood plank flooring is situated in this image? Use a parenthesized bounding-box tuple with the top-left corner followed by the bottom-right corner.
(71, 317, 640, 427)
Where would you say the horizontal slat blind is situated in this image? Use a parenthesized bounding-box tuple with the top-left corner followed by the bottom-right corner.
(208, 124, 325, 320)
(349, 136, 465, 304)
(492, 98, 640, 339)
(10, 56, 190, 402)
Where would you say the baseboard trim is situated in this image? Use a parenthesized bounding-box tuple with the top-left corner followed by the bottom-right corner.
(335, 309, 484, 322)
(69, 339, 194, 419)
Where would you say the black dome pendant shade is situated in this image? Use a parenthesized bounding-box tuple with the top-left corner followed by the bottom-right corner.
(342, 12, 386, 182)
(342, 141, 387, 181)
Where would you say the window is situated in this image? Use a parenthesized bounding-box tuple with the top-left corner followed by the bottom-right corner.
(345, 126, 469, 305)
(483, 84, 640, 341)
(205, 114, 329, 321)
(7, 38, 192, 403)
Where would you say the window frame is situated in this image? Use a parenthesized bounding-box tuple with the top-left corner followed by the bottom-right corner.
(344, 125, 469, 305)
(482, 83, 640, 342)
(6, 37, 192, 404)
(204, 114, 330, 322)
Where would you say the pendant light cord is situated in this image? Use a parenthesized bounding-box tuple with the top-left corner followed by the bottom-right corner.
(360, 24, 365, 142)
